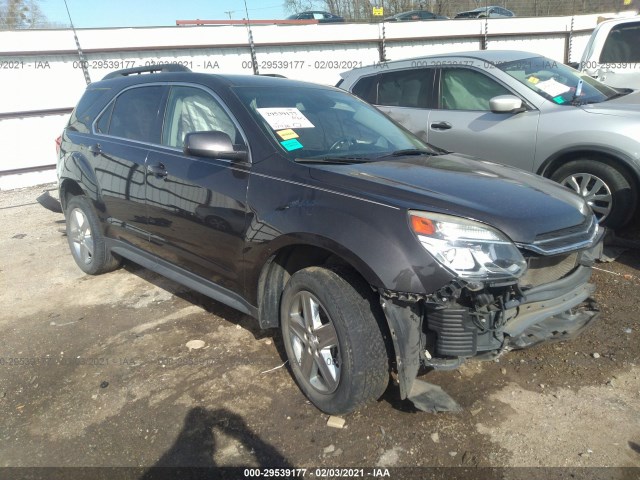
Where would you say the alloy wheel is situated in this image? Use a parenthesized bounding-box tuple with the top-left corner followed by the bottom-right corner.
(286, 290, 341, 394)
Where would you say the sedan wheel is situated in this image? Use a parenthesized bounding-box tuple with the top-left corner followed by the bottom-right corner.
(559, 172, 612, 221)
(551, 158, 637, 229)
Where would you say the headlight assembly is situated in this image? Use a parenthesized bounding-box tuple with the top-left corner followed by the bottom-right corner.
(409, 211, 527, 281)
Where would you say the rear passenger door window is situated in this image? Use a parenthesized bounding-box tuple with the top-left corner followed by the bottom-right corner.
(350, 75, 378, 103)
(370, 68, 435, 148)
(102, 86, 165, 143)
(377, 69, 433, 108)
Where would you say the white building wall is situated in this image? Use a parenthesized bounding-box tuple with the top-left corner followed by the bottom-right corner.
(0, 14, 612, 189)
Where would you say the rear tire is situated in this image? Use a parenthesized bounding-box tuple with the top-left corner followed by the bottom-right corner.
(280, 266, 389, 414)
(551, 159, 636, 229)
(65, 195, 121, 275)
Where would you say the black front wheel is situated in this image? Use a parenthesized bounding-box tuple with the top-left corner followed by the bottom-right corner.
(280, 267, 389, 414)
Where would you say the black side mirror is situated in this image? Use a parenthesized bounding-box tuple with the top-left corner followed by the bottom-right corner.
(184, 131, 248, 162)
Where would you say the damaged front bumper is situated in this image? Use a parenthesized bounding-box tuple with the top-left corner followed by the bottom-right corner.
(379, 237, 603, 413)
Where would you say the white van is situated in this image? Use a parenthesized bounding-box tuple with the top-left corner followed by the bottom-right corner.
(579, 16, 640, 89)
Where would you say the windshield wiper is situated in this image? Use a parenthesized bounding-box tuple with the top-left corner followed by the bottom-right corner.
(294, 156, 373, 164)
(377, 148, 443, 159)
(606, 90, 631, 101)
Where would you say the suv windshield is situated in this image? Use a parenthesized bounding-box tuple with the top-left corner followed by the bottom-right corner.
(496, 56, 619, 105)
(233, 85, 434, 160)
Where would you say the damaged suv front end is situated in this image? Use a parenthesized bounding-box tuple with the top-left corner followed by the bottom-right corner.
(381, 209, 602, 412)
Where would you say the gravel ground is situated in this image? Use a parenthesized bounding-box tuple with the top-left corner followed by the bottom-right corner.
(0, 184, 638, 479)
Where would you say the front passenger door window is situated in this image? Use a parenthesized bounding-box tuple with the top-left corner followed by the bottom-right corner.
(162, 86, 243, 149)
(440, 68, 510, 111)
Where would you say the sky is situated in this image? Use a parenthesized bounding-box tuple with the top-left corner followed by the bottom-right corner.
(38, 0, 291, 28)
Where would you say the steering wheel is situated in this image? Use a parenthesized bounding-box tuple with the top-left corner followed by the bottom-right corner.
(329, 137, 357, 152)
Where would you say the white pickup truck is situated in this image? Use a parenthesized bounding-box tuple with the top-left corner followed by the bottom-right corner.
(578, 16, 640, 89)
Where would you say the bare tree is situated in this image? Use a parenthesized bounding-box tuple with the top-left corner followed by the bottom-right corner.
(0, 0, 47, 29)
(283, 0, 323, 14)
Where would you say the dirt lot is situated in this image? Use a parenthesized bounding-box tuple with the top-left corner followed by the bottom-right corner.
(1, 184, 639, 479)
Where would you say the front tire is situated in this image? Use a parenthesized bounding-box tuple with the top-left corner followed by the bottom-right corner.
(65, 195, 121, 275)
(551, 159, 637, 229)
(280, 267, 389, 414)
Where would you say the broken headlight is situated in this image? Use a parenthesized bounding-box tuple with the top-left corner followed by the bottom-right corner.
(409, 211, 527, 281)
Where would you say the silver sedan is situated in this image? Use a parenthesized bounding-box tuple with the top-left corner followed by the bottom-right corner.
(338, 50, 640, 228)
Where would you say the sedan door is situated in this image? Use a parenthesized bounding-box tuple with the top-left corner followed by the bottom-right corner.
(373, 68, 437, 142)
(425, 67, 539, 172)
(144, 85, 250, 294)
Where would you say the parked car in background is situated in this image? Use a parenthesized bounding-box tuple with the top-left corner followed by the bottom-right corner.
(286, 11, 344, 23)
(454, 6, 515, 18)
(578, 16, 640, 89)
(384, 9, 448, 21)
(57, 64, 603, 415)
(338, 50, 640, 228)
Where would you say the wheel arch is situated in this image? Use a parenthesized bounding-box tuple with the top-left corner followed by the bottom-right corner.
(59, 178, 87, 212)
(538, 146, 640, 191)
(58, 151, 101, 211)
(255, 238, 384, 330)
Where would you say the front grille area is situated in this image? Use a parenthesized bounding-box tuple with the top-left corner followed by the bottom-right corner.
(518, 252, 579, 288)
(519, 215, 599, 255)
(427, 308, 477, 357)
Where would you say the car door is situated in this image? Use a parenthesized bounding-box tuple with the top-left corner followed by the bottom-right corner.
(92, 84, 166, 249)
(426, 67, 539, 171)
(372, 68, 437, 142)
(144, 84, 250, 293)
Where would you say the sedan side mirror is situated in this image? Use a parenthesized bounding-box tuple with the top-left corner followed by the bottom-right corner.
(490, 95, 526, 114)
(184, 131, 248, 162)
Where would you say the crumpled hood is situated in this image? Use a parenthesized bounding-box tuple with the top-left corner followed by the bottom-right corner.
(309, 153, 591, 245)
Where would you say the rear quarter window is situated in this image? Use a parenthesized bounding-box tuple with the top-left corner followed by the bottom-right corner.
(67, 87, 113, 133)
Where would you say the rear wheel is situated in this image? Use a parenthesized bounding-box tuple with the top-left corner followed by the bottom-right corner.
(280, 267, 389, 414)
(65, 196, 121, 275)
(551, 159, 636, 229)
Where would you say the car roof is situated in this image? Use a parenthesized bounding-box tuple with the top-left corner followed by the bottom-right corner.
(393, 10, 429, 16)
(469, 6, 502, 11)
(597, 16, 640, 27)
(339, 50, 540, 82)
(92, 71, 338, 92)
(363, 49, 538, 66)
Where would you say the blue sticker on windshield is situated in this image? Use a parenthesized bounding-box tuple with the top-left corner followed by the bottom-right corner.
(281, 139, 303, 151)
(552, 95, 566, 104)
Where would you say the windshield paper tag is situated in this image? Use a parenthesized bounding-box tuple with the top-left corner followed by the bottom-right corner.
(276, 129, 299, 140)
(552, 95, 566, 104)
(535, 79, 570, 97)
(257, 108, 315, 130)
(280, 139, 303, 151)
